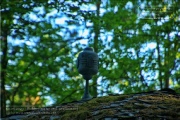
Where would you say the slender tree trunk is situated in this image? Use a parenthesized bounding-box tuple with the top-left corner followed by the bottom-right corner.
(1, 35, 8, 117)
(91, 0, 101, 97)
(164, 35, 171, 89)
(156, 35, 163, 89)
(164, 47, 169, 88)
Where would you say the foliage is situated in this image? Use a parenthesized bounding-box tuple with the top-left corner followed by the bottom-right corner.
(1, 0, 180, 117)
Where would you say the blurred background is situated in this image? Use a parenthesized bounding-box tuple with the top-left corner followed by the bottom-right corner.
(1, 0, 180, 117)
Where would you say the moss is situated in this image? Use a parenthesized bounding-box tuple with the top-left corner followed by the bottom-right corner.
(87, 95, 129, 104)
(61, 110, 90, 120)
(99, 109, 115, 116)
(18, 92, 180, 120)
(123, 103, 134, 109)
(92, 109, 116, 120)
(60, 95, 129, 119)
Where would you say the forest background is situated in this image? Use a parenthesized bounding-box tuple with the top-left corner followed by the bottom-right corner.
(1, 0, 180, 117)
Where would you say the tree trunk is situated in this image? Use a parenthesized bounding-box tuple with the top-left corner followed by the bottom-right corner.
(156, 34, 163, 89)
(1, 35, 8, 117)
(164, 34, 171, 89)
(91, 0, 101, 97)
